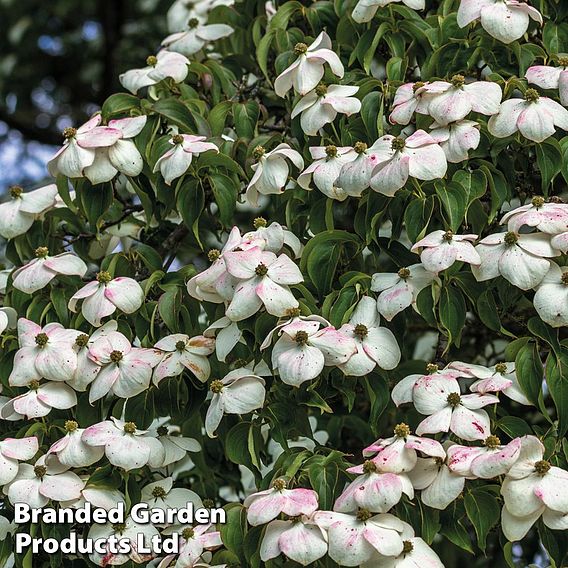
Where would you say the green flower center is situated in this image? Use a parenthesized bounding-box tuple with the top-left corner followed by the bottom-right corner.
(391, 137, 405, 151)
(157, 426, 169, 436)
(34, 465, 47, 478)
(182, 527, 195, 540)
(35, 333, 49, 347)
(63, 127, 77, 140)
(495, 363, 508, 374)
(484, 435, 501, 449)
(451, 74, 465, 88)
(123, 422, 137, 434)
(504, 232, 518, 246)
(253, 145, 266, 160)
(394, 422, 411, 438)
(295, 331, 309, 345)
(29, 380, 40, 391)
(412, 81, 425, 92)
(354, 141, 368, 154)
(525, 88, 540, 103)
(208, 249, 221, 262)
(561, 272, 568, 286)
(65, 420, 79, 433)
(426, 363, 439, 374)
(398, 267, 411, 280)
(442, 230, 453, 242)
(294, 42, 308, 55)
(272, 478, 287, 491)
(286, 307, 301, 317)
(175, 340, 186, 351)
(402, 540, 414, 554)
(9, 185, 23, 198)
(315, 83, 328, 97)
(34, 246, 49, 259)
(559, 57, 568, 67)
(531, 196, 545, 208)
(325, 145, 337, 158)
(152, 487, 167, 499)
(255, 263, 268, 276)
(253, 217, 267, 228)
(172, 134, 184, 145)
(210, 379, 224, 393)
(354, 324, 368, 339)
(188, 17, 199, 28)
(112, 523, 126, 534)
(96, 271, 112, 284)
(447, 392, 461, 407)
(146, 55, 158, 67)
(75, 334, 90, 348)
(534, 460, 551, 475)
(356, 508, 373, 522)
(362, 460, 377, 474)
(110, 350, 123, 363)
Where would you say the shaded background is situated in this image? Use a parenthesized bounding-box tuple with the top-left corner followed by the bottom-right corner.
(0, 0, 173, 186)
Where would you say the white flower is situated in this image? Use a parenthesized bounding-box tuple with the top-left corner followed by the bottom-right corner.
(389, 81, 435, 125)
(371, 264, 439, 321)
(526, 62, 568, 106)
(146, 420, 201, 468)
(204, 316, 243, 363)
(533, 263, 568, 328)
(274, 31, 344, 97)
(241, 219, 303, 259)
(488, 89, 568, 142)
(154, 133, 219, 185)
(411, 230, 480, 273)
(162, 20, 234, 56)
(369, 131, 447, 197)
(472, 231, 559, 290)
(167, 0, 234, 31)
(205, 368, 266, 437)
(551, 231, 568, 253)
(352, 0, 425, 23)
(292, 84, 361, 135)
(69, 271, 144, 327)
(159, 524, 223, 568)
(500, 197, 568, 234)
(12, 247, 87, 294)
(82, 418, 165, 471)
(0, 184, 58, 239)
(84, 116, 147, 183)
(336, 141, 383, 197)
(457, 0, 543, 44)
(46, 420, 105, 468)
(0, 436, 39, 486)
(246, 144, 304, 206)
(119, 51, 190, 94)
(0, 307, 17, 336)
(429, 119, 481, 163)
(337, 296, 401, 376)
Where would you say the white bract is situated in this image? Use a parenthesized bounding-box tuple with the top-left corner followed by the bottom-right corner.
(526, 62, 568, 106)
(352, 0, 425, 23)
(162, 20, 234, 56)
(429, 119, 481, 163)
(411, 230, 480, 273)
(533, 263, 568, 328)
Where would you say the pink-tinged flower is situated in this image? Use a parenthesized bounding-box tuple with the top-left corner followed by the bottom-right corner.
(371, 264, 439, 321)
(500, 197, 568, 234)
(334, 460, 413, 514)
(244, 479, 319, 525)
(260, 515, 328, 566)
(412, 374, 499, 441)
(162, 20, 234, 56)
(60, 485, 125, 512)
(416, 76, 502, 126)
(120, 50, 190, 94)
(0, 381, 77, 420)
(270, 320, 356, 386)
(533, 263, 568, 328)
(551, 231, 568, 253)
(147, 420, 201, 468)
(9, 318, 80, 385)
(3, 456, 84, 508)
(241, 220, 303, 259)
(0, 307, 17, 336)
(84, 116, 147, 184)
(369, 131, 447, 197)
(154, 134, 219, 185)
(472, 231, 559, 290)
(488, 89, 568, 142)
(154, 334, 215, 385)
(457, 0, 543, 44)
(47, 115, 121, 178)
(526, 63, 568, 106)
(274, 32, 344, 97)
(337, 296, 401, 376)
(0, 183, 58, 239)
(204, 316, 242, 363)
(429, 119, 481, 163)
(224, 248, 303, 321)
(501, 435, 568, 541)
(292, 84, 361, 136)
(448, 361, 530, 405)
(352, 0, 425, 23)
(314, 510, 405, 566)
(362, 423, 445, 472)
(246, 144, 304, 206)
(12, 247, 87, 294)
(158, 524, 222, 568)
(82, 418, 165, 471)
(411, 230, 480, 273)
(0, 436, 39, 485)
(447, 435, 521, 479)
(69, 272, 145, 327)
(205, 369, 266, 437)
(87, 331, 161, 402)
(46, 420, 105, 468)
(389, 81, 436, 125)
(297, 145, 356, 201)
(167, 0, 234, 32)
(336, 141, 383, 197)
(88, 516, 159, 566)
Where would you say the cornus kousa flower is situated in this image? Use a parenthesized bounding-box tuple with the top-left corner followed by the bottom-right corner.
(84, 116, 147, 183)
(314, 510, 406, 566)
(533, 263, 568, 327)
(352, 0, 425, 23)
(119, 51, 190, 94)
(246, 143, 304, 206)
(369, 131, 447, 196)
(3, 456, 84, 508)
(153, 334, 215, 385)
(526, 60, 568, 106)
(389, 81, 436, 126)
(0, 436, 39, 486)
(46, 420, 105, 468)
(551, 230, 568, 253)
(154, 133, 219, 185)
(337, 296, 401, 376)
(412, 373, 499, 441)
(82, 418, 165, 471)
(204, 316, 242, 363)
(500, 196, 568, 234)
(12, 247, 87, 294)
(411, 230, 480, 273)
(205, 369, 266, 437)
(429, 119, 481, 163)
(472, 231, 559, 290)
(167, 0, 234, 31)
(488, 89, 568, 143)
(500, 435, 568, 540)
(162, 18, 234, 56)
(457, 0, 543, 44)
(146, 420, 200, 468)
(159, 524, 222, 568)
(241, 218, 303, 259)
(292, 84, 361, 136)
(416, 75, 502, 126)
(336, 141, 382, 197)
(274, 32, 344, 97)
(0, 307, 17, 336)
(69, 271, 145, 326)
(298, 145, 356, 201)
(223, 248, 303, 321)
(371, 265, 439, 321)
(270, 319, 356, 386)
(0, 183, 58, 239)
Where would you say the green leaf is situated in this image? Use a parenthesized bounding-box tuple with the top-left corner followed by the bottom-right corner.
(435, 180, 469, 231)
(536, 139, 562, 195)
(307, 452, 348, 510)
(464, 489, 500, 551)
(439, 285, 466, 346)
(208, 101, 233, 136)
(545, 351, 568, 437)
(153, 98, 205, 134)
(177, 179, 204, 245)
(476, 290, 500, 332)
(361, 91, 383, 140)
(158, 287, 181, 332)
(219, 504, 248, 563)
(233, 101, 259, 139)
(101, 93, 141, 118)
(404, 196, 434, 242)
(515, 341, 543, 407)
(209, 172, 238, 225)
